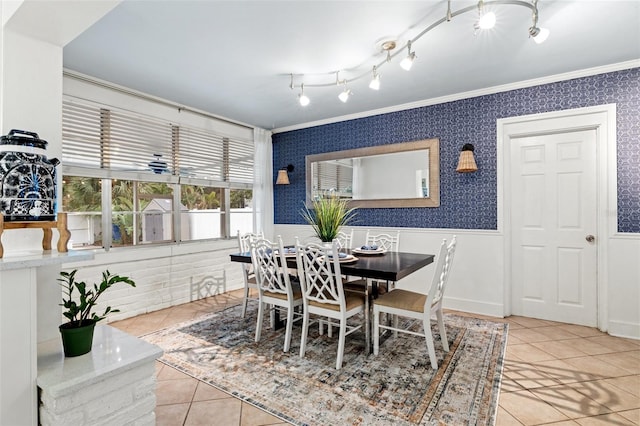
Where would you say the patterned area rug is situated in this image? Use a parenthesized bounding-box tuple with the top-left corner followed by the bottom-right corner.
(142, 304, 508, 425)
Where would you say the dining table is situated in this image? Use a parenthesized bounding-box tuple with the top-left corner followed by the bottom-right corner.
(230, 248, 435, 298)
(230, 248, 435, 352)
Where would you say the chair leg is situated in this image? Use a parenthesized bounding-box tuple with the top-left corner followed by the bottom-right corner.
(327, 318, 333, 337)
(284, 306, 294, 353)
(364, 295, 370, 353)
(299, 311, 309, 358)
(436, 308, 449, 352)
(423, 317, 438, 369)
(241, 285, 250, 318)
(255, 301, 264, 343)
(373, 308, 380, 356)
(393, 314, 399, 338)
(336, 319, 347, 369)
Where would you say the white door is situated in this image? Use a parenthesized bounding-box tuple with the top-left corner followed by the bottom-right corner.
(510, 129, 598, 326)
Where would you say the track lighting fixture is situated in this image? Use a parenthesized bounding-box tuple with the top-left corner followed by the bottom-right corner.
(400, 40, 417, 71)
(298, 83, 310, 106)
(289, 0, 549, 107)
(369, 66, 380, 90)
(528, 0, 550, 44)
(475, 0, 496, 30)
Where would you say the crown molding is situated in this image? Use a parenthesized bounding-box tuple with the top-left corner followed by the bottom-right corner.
(272, 60, 640, 134)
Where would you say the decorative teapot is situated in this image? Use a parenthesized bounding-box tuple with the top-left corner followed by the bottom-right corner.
(0, 129, 59, 221)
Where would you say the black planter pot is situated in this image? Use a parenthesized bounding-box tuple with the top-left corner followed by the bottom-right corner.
(59, 319, 97, 357)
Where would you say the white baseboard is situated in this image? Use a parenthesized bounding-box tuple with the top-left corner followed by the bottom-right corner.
(607, 320, 640, 340)
(443, 296, 505, 319)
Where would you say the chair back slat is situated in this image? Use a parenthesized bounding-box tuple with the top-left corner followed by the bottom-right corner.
(335, 229, 353, 250)
(251, 236, 293, 298)
(365, 230, 400, 251)
(425, 236, 457, 311)
(295, 239, 344, 309)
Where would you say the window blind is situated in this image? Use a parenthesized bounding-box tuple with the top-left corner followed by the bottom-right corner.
(62, 98, 254, 186)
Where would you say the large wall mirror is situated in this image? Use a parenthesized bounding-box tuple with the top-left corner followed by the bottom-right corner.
(305, 138, 440, 208)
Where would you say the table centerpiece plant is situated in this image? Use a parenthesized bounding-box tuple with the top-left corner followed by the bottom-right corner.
(58, 269, 136, 357)
(300, 195, 357, 243)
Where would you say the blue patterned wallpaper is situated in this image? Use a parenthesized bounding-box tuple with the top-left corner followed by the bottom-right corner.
(273, 68, 640, 233)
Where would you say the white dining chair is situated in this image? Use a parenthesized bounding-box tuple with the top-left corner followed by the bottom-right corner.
(295, 238, 368, 369)
(335, 229, 354, 250)
(251, 235, 303, 353)
(373, 236, 457, 369)
(237, 230, 263, 317)
(364, 229, 400, 252)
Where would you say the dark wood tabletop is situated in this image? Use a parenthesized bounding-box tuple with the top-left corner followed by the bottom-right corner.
(230, 250, 435, 283)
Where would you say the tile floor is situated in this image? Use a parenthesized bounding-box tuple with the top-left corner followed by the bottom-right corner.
(111, 289, 640, 426)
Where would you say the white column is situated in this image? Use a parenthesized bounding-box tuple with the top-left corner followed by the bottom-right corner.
(0, 2, 119, 424)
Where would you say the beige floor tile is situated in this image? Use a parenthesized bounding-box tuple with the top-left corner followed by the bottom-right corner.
(496, 406, 523, 425)
(604, 375, 640, 397)
(155, 402, 190, 426)
(585, 336, 640, 352)
(532, 326, 582, 341)
(563, 356, 633, 380)
(509, 328, 554, 343)
(530, 384, 612, 418)
(240, 402, 286, 426)
(531, 340, 589, 359)
(569, 380, 640, 412)
(574, 413, 636, 425)
(542, 421, 580, 425)
(535, 359, 596, 385)
(499, 390, 569, 424)
(156, 377, 199, 405)
(507, 316, 560, 328)
(500, 376, 525, 393)
(185, 398, 242, 426)
(565, 338, 615, 356)
(594, 352, 640, 374)
(507, 343, 557, 363)
(618, 408, 640, 424)
(555, 324, 605, 338)
(193, 381, 231, 401)
(507, 335, 525, 346)
(503, 363, 559, 389)
(158, 364, 192, 381)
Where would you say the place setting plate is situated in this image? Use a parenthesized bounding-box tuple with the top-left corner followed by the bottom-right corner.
(318, 253, 359, 263)
(352, 246, 387, 256)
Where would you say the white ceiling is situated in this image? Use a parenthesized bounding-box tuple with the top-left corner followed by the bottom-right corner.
(62, 0, 640, 131)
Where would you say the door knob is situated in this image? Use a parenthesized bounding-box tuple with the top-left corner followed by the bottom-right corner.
(586, 235, 595, 243)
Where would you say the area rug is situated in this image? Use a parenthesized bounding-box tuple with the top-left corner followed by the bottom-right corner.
(142, 304, 508, 425)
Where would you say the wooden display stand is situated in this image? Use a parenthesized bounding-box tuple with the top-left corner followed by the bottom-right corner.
(0, 212, 70, 258)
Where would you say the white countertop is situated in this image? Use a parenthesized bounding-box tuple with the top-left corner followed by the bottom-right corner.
(37, 325, 163, 398)
(0, 250, 93, 270)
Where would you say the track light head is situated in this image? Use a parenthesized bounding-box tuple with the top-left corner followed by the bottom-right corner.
(400, 41, 416, 71)
(369, 66, 380, 90)
(529, 26, 549, 43)
(338, 88, 353, 103)
(298, 83, 310, 106)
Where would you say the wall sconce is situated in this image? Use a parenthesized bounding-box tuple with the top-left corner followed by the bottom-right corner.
(276, 164, 294, 185)
(456, 144, 478, 173)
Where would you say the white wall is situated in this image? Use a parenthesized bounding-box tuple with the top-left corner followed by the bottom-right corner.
(274, 224, 640, 339)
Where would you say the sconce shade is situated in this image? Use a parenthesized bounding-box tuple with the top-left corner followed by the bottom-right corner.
(456, 143, 478, 173)
(276, 164, 294, 185)
(276, 169, 290, 185)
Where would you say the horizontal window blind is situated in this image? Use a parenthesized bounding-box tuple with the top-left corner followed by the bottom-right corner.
(62, 98, 254, 186)
(314, 161, 353, 195)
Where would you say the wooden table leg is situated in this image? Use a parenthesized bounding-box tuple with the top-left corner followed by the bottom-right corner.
(56, 212, 70, 253)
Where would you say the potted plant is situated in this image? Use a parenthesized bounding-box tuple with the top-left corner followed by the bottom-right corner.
(300, 195, 357, 243)
(58, 269, 136, 357)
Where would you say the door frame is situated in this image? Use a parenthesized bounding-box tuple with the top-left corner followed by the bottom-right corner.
(497, 104, 617, 331)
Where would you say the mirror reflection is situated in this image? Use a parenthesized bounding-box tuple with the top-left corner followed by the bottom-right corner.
(305, 138, 439, 208)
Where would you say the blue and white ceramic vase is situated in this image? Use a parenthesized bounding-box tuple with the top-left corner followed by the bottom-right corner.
(0, 129, 59, 221)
